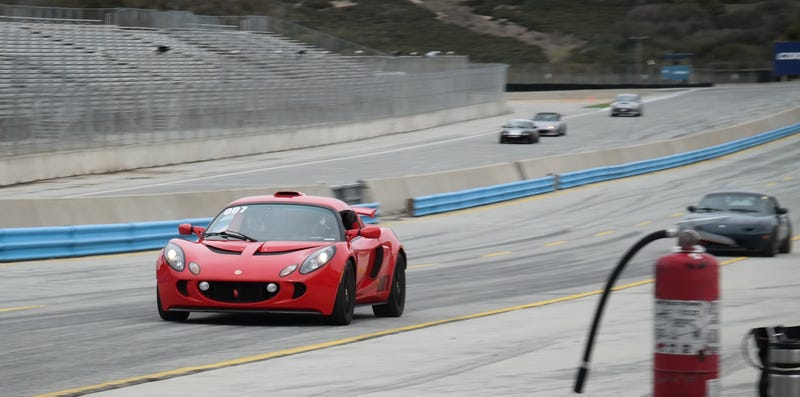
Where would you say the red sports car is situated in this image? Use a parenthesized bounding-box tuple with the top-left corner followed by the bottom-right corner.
(156, 191, 406, 325)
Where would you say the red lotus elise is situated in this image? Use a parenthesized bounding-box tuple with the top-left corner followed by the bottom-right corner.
(156, 191, 406, 325)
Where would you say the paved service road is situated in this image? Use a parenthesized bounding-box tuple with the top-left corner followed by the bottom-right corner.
(2, 131, 798, 396)
(1, 83, 799, 199)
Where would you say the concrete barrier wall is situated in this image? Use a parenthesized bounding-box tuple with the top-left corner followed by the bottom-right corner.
(362, 162, 524, 215)
(3, 104, 799, 227)
(0, 100, 509, 187)
(369, 105, 800, 214)
(3, 185, 333, 228)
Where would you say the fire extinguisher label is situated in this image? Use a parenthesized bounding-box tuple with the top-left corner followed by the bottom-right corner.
(654, 299, 719, 355)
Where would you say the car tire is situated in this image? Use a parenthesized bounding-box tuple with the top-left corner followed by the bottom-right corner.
(157, 287, 189, 322)
(761, 231, 779, 257)
(373, 254, 406, 318)
(561, 127, 566, 136)
(327, 263, 355, 325)
(779, 226, 793, 254)
(499, 137, 505, 144)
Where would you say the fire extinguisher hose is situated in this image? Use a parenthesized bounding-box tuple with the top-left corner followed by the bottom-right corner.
(574, 229, 671, 393)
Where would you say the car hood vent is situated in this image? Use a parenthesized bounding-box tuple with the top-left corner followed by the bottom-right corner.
(205, 245, 243, 255)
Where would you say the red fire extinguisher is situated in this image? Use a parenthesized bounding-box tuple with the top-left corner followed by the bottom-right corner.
(574, 228, 728, 396)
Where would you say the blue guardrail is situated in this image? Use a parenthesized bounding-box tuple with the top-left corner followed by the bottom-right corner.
(410, 122, 800, 216)
(0, 202, 380, 262)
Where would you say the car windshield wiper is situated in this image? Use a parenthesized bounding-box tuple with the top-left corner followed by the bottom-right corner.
(728, 208, 760, 213)
(696, 207, 722, 212)
(204, 230, 256, 241)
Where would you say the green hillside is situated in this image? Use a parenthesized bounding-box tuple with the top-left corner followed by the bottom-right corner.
(5, 0, 800, 67)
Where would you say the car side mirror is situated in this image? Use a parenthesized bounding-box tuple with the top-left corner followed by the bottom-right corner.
(687, 205, 697, 212)
(777, 207, 788, 214)
(178, 223, 205, 237)
(360, 226, 382, 239)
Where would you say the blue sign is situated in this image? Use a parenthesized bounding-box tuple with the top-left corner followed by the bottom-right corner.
(661, 65, 691, 81)
(774, 42, 800, 76)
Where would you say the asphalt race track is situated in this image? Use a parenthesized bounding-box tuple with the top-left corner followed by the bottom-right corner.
(0, 84, 799, 397)
(1, 83, 799, 199)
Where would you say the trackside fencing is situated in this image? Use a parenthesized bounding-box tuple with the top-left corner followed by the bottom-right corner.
(0, 203, 379, 262)
(409, 122, 800, 216)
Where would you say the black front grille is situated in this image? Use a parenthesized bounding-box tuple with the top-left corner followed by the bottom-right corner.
(199, 281, 279, 303)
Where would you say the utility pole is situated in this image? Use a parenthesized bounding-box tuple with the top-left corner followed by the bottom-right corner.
(629, 36, 649, 81)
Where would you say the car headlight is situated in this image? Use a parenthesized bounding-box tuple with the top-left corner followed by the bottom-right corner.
(163, 242, 185, 271)
(545, 125, 555, 129)
(300, 246, 336, 274)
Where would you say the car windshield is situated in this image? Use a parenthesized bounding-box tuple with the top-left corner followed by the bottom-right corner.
(533, 113, 559, 121)
(205, 203, 342, 242)
(698, 193, 772, 214)
(507, 120, 531, 128)
(615, 94, 640, 102)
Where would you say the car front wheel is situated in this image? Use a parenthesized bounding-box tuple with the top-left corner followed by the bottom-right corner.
(327, 264, 355, 325)
(779, 226, 793, 254)
(157, 287, 189, 322)
(760, 231, 779, 257)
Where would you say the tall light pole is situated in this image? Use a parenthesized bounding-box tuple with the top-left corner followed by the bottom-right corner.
(629, 36, 649, 81)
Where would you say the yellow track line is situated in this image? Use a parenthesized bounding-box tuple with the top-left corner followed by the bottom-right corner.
(36, 256, 747, 397)
(0, 305, 45, 313)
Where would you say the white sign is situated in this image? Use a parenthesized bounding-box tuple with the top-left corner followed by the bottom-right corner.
(776, 52, 800, 60)
(654, 299, 719, 355)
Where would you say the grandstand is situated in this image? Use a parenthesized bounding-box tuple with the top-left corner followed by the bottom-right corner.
(0, 5, 507, 184)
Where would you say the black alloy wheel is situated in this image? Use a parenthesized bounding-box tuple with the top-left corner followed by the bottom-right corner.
(157, 287, 190, 321)
(327, 264, 355, 325)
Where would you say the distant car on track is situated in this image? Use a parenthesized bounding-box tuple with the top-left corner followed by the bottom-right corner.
(610, 93, 644, 117)
(683, 191, 792, 257)
(156, 191, 406, 325)
(499, 119, 540, 144)
(531, 112, 566, 136)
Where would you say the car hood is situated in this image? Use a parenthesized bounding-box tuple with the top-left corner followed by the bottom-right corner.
(533, 121, 559, 127)
(173, 240, 336, 279)
(612, 101, 640, 107)
(683, 212, 774, 231)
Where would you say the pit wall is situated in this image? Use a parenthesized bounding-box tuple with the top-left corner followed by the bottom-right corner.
(0, 100, 509, 187)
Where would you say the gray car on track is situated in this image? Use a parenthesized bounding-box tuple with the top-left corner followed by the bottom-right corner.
(531, 112, 566, 136)
(610, 94, 644, 117)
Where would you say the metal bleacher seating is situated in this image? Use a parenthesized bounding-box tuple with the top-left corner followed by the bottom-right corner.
(0, 20, 380, 149)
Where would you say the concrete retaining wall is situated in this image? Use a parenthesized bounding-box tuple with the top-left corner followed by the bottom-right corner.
(367, 105, 800, 215)
(3, 185, 333, 228)
(3, 104, 799, 227)
(0, 100, 509, 187)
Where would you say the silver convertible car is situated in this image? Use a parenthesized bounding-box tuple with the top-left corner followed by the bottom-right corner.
(610, 93, 644, 117)
(531, 112, 566, 136)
